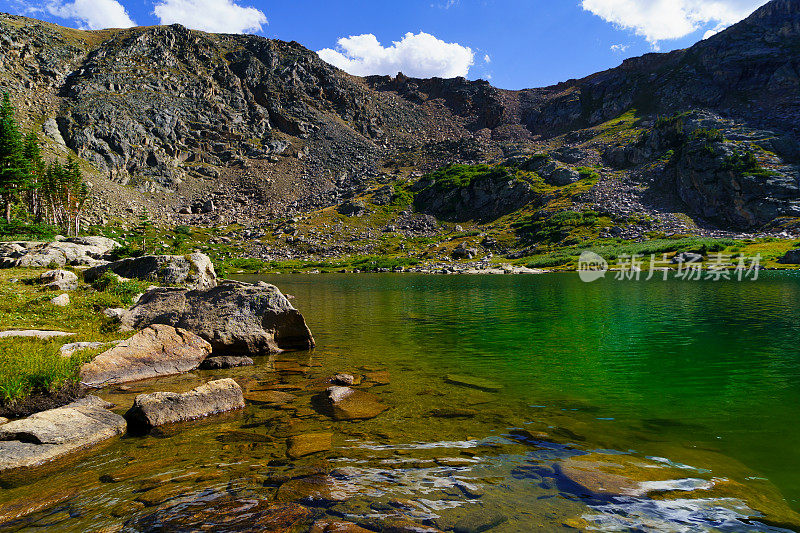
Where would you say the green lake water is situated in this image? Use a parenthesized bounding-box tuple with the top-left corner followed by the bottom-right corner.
(1, 271, 799, 532)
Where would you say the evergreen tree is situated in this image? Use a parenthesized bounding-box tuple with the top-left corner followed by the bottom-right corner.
(21, 132, 44, 220)
(0, 93, 29, 222)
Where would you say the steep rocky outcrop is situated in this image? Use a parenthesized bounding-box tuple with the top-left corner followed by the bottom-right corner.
(0, 1, 798, 233)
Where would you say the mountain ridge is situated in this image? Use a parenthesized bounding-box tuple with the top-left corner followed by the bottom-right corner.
(0, 1, 798, 260)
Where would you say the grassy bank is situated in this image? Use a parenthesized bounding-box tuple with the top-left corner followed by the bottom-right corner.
(0, 268, 136, 408)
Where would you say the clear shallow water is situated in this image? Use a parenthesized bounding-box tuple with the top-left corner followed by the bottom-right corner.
(1, 271, 799, 532)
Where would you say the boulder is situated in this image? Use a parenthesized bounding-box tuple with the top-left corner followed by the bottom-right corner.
(39, 269, 78, 291)
(125, 378, 245, 429)
(117, 282, 315, 355)
(0, 237, 119, 268)
(319, 386, 388, 421)
(778, 248, 800, 264)
(0, 396, 126, 471)
(79, 325, 212, 388)
(50, 293, 70, 307)
(84, 252, 217, 289)
(199, 356, 254, 369)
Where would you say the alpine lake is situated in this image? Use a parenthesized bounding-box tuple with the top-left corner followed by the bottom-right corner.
(1, 271, 799, 532)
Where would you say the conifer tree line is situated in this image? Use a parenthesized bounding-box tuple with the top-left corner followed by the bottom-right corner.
(0, 92, 89, 236)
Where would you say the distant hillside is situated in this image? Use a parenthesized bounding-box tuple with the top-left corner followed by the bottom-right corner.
(0, 0, 798, 244)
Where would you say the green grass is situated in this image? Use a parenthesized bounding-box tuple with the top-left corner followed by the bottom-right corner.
(90, 272, 151, 305)
(0, 268, 141, 405)
(426, 164, 518, 190)
(0, 339, 105, 404)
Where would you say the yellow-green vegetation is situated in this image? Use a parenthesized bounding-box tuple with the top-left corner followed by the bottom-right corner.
(0, 339, 104, 404)
(0, 268, 137, 405)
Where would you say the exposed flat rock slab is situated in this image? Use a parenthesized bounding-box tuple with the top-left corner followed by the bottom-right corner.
(0, 237, 119, 268)
(125, 378, 245, 429)
(0, 396, 126, 471)
(117, 282, 315, 355)
(79, 324, 211, 388)
(0, 330, 74, 339)
(84, 252, 217, 290)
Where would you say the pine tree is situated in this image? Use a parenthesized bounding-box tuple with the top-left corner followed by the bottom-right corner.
(21, 132, 44, 220)
(0, 93, 29, 222)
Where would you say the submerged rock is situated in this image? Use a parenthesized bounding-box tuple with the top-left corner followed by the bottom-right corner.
(311, 519, 373, 533)
(445, 374, 502, 392)
(0, 397, 126, 471)
(125, 378, 245, 429)
(200, 355, 254, 369)
(118, 282, 315, 355)
(453, 508, 508, 533)
(131, 497, 310, 532)
(275, 474, 349, 504)
(318, 386, 388, 421)
(84, 252, 217, 289)
(79, 324, 212, 388)
(287, 432, 333, 459)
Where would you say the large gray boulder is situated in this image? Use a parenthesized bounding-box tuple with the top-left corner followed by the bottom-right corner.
(79, 324, 212, 388)
(125, 378, 245, 429)
(117, 282, 315, 355)
(83, 252, 217, 289)
(778, 249, 800, 264)
(0, 237, 119, 268)
(0, 396, 126, 471)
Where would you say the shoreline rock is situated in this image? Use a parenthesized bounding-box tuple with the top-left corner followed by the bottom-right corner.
(117, 282, 315, 355)
(124, 378, 245, 429)
(0, 396, 126, 472)
(79, 325, 212, 388)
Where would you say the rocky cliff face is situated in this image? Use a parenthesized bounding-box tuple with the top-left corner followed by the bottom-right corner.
(0, 0, 798, 234)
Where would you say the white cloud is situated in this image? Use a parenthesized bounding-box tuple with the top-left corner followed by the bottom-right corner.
(153, 0, 267, 34)
(581, 0, 769, 47)
(47, 0, 135, 30)
(483, 54, 491, 63)
(317, 32, 474, 78)
(610, 44, 629, 52)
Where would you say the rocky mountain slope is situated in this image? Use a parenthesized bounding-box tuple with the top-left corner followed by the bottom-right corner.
(0, 0, 798, 255)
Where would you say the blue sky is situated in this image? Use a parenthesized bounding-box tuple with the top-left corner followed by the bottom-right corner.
(2, 0, 769, 90)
